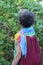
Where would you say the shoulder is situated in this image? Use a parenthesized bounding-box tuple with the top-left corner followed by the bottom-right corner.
(15, 29, 24, 39)
(15, 32, 20, 40)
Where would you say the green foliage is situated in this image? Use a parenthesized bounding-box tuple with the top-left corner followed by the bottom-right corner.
(0, 0, 43, 65)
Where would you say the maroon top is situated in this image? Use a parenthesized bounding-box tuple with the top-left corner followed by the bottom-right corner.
(19, 35, 41, 65)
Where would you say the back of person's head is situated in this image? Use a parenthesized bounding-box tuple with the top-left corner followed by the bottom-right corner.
(18, 9, 35, 28)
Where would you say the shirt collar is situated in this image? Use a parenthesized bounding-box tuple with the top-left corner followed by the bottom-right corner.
(21, 26, 35, 34)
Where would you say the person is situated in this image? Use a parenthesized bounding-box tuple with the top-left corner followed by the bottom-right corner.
(12, 9, 41, 65)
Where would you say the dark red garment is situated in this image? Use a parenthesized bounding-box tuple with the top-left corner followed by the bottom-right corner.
(19, 35, 41, 65)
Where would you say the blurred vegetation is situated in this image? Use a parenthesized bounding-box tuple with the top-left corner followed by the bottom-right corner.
(0, 0, 43, 65)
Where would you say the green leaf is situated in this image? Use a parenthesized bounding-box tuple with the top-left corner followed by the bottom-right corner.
(0, 40, 4, 45)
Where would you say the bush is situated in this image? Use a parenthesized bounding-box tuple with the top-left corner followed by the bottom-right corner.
(0, 0, 43, 65)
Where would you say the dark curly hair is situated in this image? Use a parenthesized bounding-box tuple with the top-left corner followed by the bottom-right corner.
(18, 9, 35, 28)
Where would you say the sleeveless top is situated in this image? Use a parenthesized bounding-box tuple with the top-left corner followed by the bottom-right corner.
(14, 26, 41, 65)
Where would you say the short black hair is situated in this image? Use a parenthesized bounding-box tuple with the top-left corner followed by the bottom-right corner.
(18, 9, 35, 28)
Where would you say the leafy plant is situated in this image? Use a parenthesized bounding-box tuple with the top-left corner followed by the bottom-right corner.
(0, 0, 43, 65)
